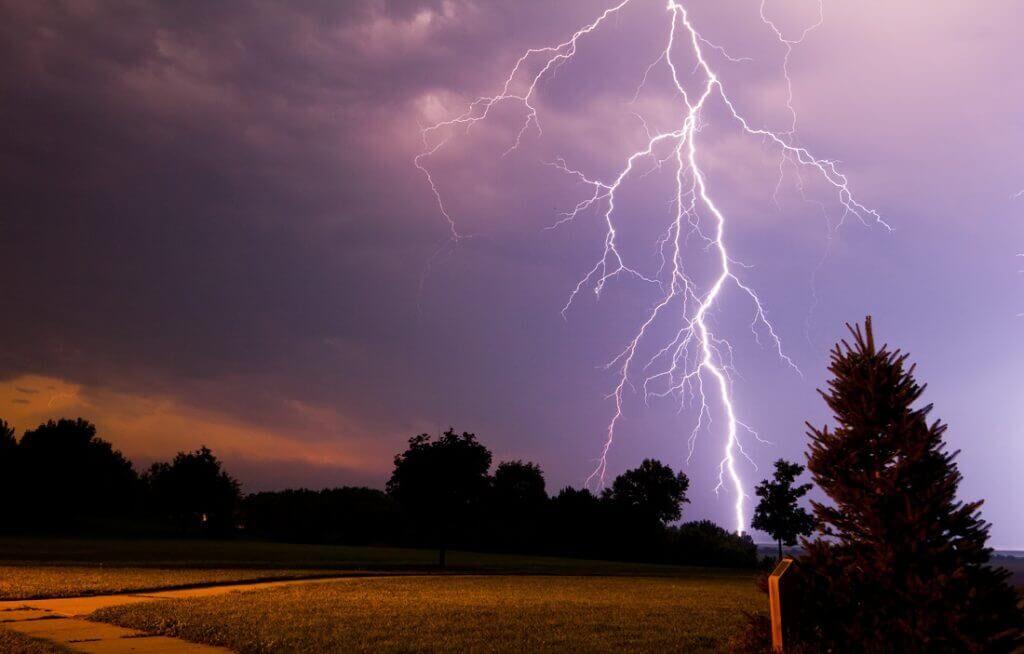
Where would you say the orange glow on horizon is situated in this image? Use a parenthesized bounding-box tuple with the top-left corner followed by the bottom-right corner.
(0, 374, 397, 483)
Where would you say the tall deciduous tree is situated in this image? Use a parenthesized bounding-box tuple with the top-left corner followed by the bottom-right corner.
(387, 428, 492, 567)
(792, 318, 1023, 651)
(751, 459, 814, 561)
(607, 459, 690, 527)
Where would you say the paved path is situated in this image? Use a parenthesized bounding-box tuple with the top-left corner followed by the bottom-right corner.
(0, 576, 358, 653)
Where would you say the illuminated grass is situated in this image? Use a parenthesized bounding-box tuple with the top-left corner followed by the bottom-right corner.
(93, 575, 763, 653)
(0, 566, 345, 600)
(0, 626, 73, 653)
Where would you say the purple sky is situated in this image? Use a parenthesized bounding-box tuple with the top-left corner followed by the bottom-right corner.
(1, 1, 1022, 546)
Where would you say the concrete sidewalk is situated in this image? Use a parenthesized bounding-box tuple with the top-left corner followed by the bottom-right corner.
(0, 576, 358, 653)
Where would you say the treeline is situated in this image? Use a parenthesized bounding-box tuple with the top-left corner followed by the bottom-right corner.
(0, 419, 757, 567)
(0, 418, 240, 536)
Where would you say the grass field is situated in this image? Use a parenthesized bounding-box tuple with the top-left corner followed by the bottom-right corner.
(0, 627, 72, 653)
(0, 536, 748, 602)
(0, 565, 350, 600)
(2, 536, 1017, 653)
(93, 574, 763, 653)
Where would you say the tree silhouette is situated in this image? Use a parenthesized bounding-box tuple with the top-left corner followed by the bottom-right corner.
(0, 420, 17, 526)
(607, 458, 690, 528)
(793, 317, 1023, 651)
(751, 459, 814, 561)
(549, 486, 603, 558)
(490, 460, 547, 550)
(0, 419, 14, 450)
(18, 418, 139, 527)
(670, 520, 758, 568)
(387, 428, 492, 567)
(144, 446, 240, 535)
(242, 487, 399, 545)
(492, 461, 547, 508)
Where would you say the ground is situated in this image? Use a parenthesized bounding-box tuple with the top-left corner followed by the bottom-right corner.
(2, 537, 1020, 652)
(91, 575, 759, 653)
(0, 537, 764, 653)
(0, 627, 73, 654)
(0, 565, 349, 600)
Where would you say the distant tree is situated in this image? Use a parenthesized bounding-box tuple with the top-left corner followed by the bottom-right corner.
(492, 461, 547, 507)
(0, 420, 17, 527)
(144, 446, 240, 535)
(0, 419, 14, 450)
(607, 459, 689, 528)
(17, 418, 139, 527)
(0, 420, 15, 470)
(387, 428, 492, 567)
(548, 486, 603, 558)
(489, 460, 547, 550)
(751, 459, 814, 561)
(242, 487, 399, 545)
(669, 520, 758, 568)
(791, 318, 1024, 651)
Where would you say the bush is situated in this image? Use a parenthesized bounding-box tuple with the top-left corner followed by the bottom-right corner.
(666, 520, 757, 568)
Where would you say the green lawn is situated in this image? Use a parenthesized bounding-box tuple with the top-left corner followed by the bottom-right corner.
(93, 575, 763, 653)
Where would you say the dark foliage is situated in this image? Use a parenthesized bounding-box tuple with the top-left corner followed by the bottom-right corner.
(605, 458, 690, 527)
(487, 460, 548, 552)
(15, 418, 139, 529)
(242, 487, 399, 545)
(665, 520, 758, 568)
(728, 611, 819, 654)
(751, 459, 814, 561)
(1, 416, 758, 568)
(545, 486, 605, 558)
(588, 459, 691, 561)
(786, 318, 1024, 652)
(0, 419, 14, 450)
(0, 419, 17, 525)
(144, 446, 241, 535)
(387, 428, 492, 566)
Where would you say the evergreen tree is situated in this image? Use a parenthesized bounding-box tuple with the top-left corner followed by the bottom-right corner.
(751, 459, 814, 561)
(792, 317, 1022, 652)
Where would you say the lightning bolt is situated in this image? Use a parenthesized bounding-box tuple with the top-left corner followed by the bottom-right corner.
(417, 1, 885, 533)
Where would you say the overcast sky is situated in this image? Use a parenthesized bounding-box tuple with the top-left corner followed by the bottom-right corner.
(1, 0, 1021, 546)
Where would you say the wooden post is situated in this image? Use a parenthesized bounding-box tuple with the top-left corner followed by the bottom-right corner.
(768, 557, 793, 653)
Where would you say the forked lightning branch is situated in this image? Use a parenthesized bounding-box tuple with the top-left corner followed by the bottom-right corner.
(416, 0, 887, 533)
